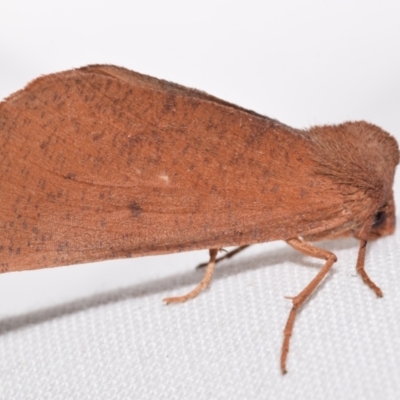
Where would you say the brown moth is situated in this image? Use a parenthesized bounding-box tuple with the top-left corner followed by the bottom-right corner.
(0, 65, 398, 373)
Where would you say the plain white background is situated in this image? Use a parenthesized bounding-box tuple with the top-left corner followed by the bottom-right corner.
(1, 1, 400, 399)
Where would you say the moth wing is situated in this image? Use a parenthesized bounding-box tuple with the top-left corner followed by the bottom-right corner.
(0, 66, 351, 271)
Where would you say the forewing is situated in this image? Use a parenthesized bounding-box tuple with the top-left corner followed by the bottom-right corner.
(0, 67, 350, 271)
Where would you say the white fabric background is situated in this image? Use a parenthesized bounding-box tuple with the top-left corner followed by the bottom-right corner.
(1, 1, 400, 399)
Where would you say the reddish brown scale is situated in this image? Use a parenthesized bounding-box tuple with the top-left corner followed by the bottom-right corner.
(0, 65, 398, 373)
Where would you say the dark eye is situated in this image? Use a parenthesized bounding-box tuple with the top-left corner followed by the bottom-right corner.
(372, 211, 387, 229)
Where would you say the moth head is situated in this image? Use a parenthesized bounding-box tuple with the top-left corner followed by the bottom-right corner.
(368, 196, 396, 240)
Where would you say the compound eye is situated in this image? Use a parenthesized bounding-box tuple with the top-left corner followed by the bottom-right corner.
(372, 211, 387, 229)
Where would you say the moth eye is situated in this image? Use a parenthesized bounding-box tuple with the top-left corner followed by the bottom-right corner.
(372, 211, 387, 229)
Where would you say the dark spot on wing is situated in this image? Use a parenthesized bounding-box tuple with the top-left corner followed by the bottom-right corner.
(128, 201, 142, 217)
(270, 184, 279, 193)
(65, 173, 76, 180)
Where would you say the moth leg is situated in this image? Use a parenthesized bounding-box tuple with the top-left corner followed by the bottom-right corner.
(356, 239, 383, 297)
(196, 245, 250, 269)
(164, 248, 218, 304)
(281, 238, 337, 374)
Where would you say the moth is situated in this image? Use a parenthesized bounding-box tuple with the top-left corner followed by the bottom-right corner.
(0, 65, 398, 373)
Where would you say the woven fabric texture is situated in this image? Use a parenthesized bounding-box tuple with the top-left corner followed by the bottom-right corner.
(1, 234, 400, 399)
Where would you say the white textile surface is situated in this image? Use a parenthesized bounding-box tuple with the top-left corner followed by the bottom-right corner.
(1, 1, 400, 399)
(1, 239, 400, 400)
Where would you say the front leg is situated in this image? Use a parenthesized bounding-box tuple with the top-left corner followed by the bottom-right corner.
(282, 238, 337, 374)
